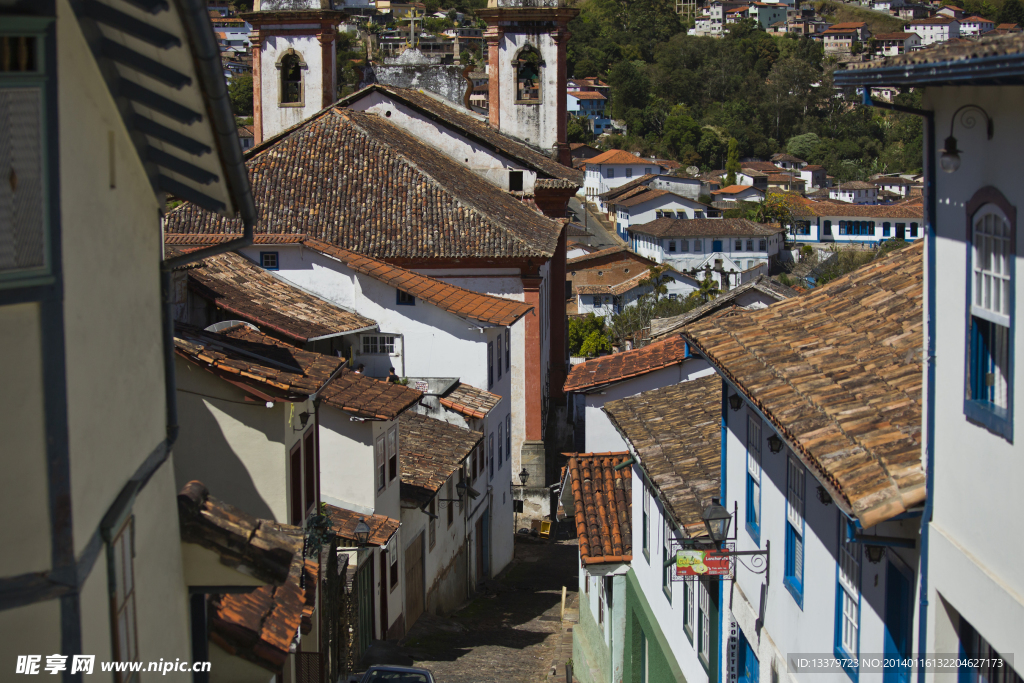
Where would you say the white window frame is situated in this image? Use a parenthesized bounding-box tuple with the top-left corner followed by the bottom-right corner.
(362, 334, 398, 356)
(837, 522, 861, 658)
(375, 435, 386, 491)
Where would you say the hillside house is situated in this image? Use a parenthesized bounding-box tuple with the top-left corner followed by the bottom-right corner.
(584, 150, 669, 203)
(611, 190, 714, 235)
(711, 185, 766, 203)
(829, 180, 879, 204)
(790, 201, 924, 243)
(958, 14, 995, 34)
(873, 31, 922, 54)
(628, 219, 785, 289)
(906, 15, 960, 44)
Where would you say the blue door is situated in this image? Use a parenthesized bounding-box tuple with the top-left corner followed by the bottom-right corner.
(739, 630, 759, 683)
(884, 561, 913, 683)
(713, 240, 723, 252)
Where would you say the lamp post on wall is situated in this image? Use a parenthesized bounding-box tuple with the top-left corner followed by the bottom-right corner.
(512, 467, 530, 533)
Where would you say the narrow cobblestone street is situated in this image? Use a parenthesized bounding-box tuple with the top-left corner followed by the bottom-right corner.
(395, 536, 580, 683)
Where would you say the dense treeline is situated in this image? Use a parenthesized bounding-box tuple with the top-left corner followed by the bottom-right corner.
(567, 0, 923, 180)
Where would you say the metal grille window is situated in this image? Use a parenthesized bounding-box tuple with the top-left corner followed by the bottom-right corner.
(836, 522, 861, 657)
(0, 87, 46, 278)
(109, 518, 139, 683)
(362, 335, 396, 355)
(969, 208, 1012, 413)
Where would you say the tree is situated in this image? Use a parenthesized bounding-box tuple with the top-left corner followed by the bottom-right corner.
(228, 74, 253, 117)
(640, 264, 672, 302)
(568, 313, 610, 356)
(785, 132, 821, 160)
(579, 330, 613, 357)
(724, 137, 740, 186)
(998, 0, 1024, 25)
(696, 274, 720, 303)
(567, 115, 595, 144)
(754, 191, 798, 228)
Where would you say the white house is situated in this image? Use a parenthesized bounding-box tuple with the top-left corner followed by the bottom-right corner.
(935, 4, 964, 18)
(575, 268, 699, 319)
(584, 150, 669, 203)
(906, 15, 960, 44)
(871, 175, 918, 197)
(629, 218, 786, 287)
(565, 335, 714, 452)
(798, 164, 828, 189)
(837, 38, 1024, 683)
(829, 180, 879, 204)
(791, 202, 924, 244)
(684, 245, 925, 683)
(873, 31, 922, 54)
(711, 185, 766, 203)
(958, 14, 995, 34)
(871, 0, 905, 12)
(568, 91, 612, 134)
(612, 190, 713, 235)
(750, 2, 788, 28)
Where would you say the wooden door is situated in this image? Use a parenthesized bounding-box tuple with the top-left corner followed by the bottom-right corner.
(379, 548, 388, 639)
(404, 534, 425, 629)
(356, 560, 373, 658)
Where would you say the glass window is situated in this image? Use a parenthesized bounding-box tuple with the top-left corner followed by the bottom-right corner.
(606, 168, 615, 179)
(446, 478, 454, 527)
(759, 239, 767, 251)
(387, 427, 398, 481)
(626, 168, 633, 178)
(735, 239, 743, 250)
(967, 207, 1012, 427)
(497, 422, 503, 470)
(698, 579, 710, 662)
(746, 415, 762, 543)
(488, 433, 495, 480)
(684, 577, 696, 641)
(836, 520, 861, 659)
(785, 455, 805, 605)
(505, 328, 511, 372)
(662, 520, 673, 601)
(260, 252, 279, 270)
(747, 239, 754, 250)
(909, 222, 919, 238)
(375, 435, 386, 491)
(362, 335, 396, 355)
(960, 617, 1023, 683)
(668, 240, 677, 252)
(396, 290, 415, 305)
(693, 240, 702, 252)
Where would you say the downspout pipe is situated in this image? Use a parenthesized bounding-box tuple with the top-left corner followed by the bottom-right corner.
(862, 92, 937, 683)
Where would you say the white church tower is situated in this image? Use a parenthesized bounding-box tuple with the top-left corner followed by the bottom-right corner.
(479, 0, 578, 166)
(242, 1, 344, 145)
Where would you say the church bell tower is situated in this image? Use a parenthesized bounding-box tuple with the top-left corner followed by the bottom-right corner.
(478, 0, 578, 166)
(242, 1, 345, 144)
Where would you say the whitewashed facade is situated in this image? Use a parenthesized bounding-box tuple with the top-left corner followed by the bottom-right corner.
(829, 182, 880, 204)
(630, 225, 785, 274)
(613, 193, 711, 232)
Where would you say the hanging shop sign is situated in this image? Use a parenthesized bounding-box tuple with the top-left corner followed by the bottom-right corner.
(674, 542, 734, 579)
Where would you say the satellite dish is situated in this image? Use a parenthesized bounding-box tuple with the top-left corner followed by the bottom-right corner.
(686, 166, 700, 176)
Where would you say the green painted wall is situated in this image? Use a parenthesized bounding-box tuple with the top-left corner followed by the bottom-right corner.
(574, 579, 612, 683)
(623, 570, 687, 683)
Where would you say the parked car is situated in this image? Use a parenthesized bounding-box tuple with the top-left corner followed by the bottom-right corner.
(353, 666, 436, 683)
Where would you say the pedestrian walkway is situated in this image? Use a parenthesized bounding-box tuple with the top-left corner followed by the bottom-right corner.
(397, 536, 580, 683)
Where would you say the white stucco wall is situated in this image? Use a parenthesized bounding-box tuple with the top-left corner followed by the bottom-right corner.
(583, 359, 713, 451)
(723, 397, 921, 683)
(631, 231, 784, 273)
(345, 90, 538, 193)
(616, 194, 710, 231)
(585, 163, 665, 208)
(575, 272, 699, 320)
(259, 34, 329, 141)
(924, 85, 1024, 661)
(495, 32, 561, 151)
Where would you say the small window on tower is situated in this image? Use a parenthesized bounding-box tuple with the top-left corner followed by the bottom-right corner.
(515, 47, 541, 102)
(278, 50, 305, 105)
(509, 170, 524, 192)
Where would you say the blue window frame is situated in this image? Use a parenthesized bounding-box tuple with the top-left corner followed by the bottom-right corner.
(396, 290, 415, 305)
(745, 414, 762, 545)
(739, 630, 759, 683)
(964, 198, 1014, 441)
(784, 454, 805, 607)
(883, 222, 891, 237)
(958, 616, 1022, 683)
(260, 251, 279, 270)
(834, 520, 861, 680)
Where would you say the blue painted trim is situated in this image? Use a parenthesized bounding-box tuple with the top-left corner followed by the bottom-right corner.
(745, 470, 760, 546)
(783, 462, 805, 609)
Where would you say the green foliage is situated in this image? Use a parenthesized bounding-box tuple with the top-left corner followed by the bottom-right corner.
(696, 274, 720, 302)
(228, 74, 253, 117)
(800, 244, 814, 256)
(579, 330, 613, 357)
(423, 17, 453, 33)
(569, 313, 608, 356)
(725, 138, 739, 186)
(568, 115, 595, 143)
(304, 503, 335, 558)
(564, 1, 921, 177)
(777, 273, 793, 287)
(999, 0, 1024, 24)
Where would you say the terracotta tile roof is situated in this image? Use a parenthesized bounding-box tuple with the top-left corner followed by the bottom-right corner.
(565, 453, 632, 566)
(177, 481, 297, 586)
(564, 335, 691, 392)
(875, 31, 918, 38)
(338, 85, 582, 185)
(908, 15, 957, 23)
(173, 323, 342, 398)
(630, 218, 781, 238)
(771, 153, 806, 163)
(163, 108, 563, 259)
(570, 90, 608, 100)
(740, 161, 781, 173)
(587, 149, 654, 166)
(830, 21, 867, 28)
(832, 181, 877, 190)
(576, 270, 652, 296)
(184, 251, 377, 344)
(712, 184, 764, 195)
(203, 497, 314, 673)
(400, 412, 482, 505)
(165, 234, 533, 327)
(438, 382, 501, 419)
(324, 504, 400, 546)
(793, 202, 924, 218)
(319, 368, 422, 420)
(566, 222, 592, 237)
(650, 275, 795, 339)
(597, 174, 658, 200)
(567, 245, 631, 265)
(684, 242, 925, 527)
(613, 188, 701, 209)
(603, 375, 722, 538)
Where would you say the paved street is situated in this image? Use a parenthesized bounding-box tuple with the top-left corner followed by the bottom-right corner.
(398, 536, 580, 683)
(568, 198, 623, 249)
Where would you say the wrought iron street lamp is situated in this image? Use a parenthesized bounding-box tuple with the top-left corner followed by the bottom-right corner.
(767, 433, 784, 454)
(940, 104, 993, 174)
(354, 518, 370, 546)
(702, 498, 733, 544)
(728, 393, 744, 411)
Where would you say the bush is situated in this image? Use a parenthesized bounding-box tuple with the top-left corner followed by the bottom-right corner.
(800, 245, 813, 256)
